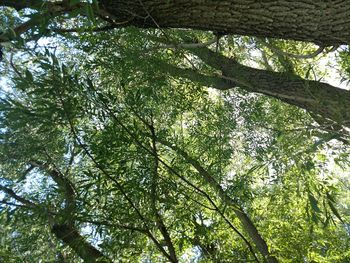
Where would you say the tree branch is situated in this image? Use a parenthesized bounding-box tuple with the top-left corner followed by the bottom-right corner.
(182, 46, 350, 127)
(156, 138, 277, 263)
(97, 102, 261, 262)
(0, 184, 36, 208)
(149, 121, 178, 263)
(28, 160, 111, 262)
(51, 223, 110, 263)
(30, 160, 76, 217)
(0, 0, 45, 11)
(260, 40, 339, 60)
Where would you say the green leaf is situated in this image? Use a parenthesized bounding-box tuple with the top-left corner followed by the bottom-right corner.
(328, 200, 344, 223)
(25, 69, 33, 82)
(69, 0, 80, 6)
(85, 4, 96, 25)
(308, 194, 321, 213)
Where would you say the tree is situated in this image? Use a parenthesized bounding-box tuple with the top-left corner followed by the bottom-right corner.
(0, 1, 350, 262)
(1, 0, 350, 128)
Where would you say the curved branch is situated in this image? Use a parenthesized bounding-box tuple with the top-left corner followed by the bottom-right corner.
(30, 160, 76, 216)
(29, 160, 111, 262)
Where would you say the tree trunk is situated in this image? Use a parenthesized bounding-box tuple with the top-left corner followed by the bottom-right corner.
(101, 0, 350, 45)
(3, 1, 350, 127)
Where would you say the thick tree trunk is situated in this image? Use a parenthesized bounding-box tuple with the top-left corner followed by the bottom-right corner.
(2, 1, 350, 45)
(101, 0, 350, 45)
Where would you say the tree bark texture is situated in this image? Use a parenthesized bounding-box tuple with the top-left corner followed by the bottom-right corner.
(100, 0, 350, 45)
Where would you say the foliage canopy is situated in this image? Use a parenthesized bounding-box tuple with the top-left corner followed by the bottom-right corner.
(0, 1, 350, 262)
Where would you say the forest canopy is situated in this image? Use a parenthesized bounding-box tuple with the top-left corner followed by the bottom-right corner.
(0, 1, 350, 262)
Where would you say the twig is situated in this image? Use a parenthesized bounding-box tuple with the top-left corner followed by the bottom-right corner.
(154, 38, 217, 50)
(261, 40, 338, 59)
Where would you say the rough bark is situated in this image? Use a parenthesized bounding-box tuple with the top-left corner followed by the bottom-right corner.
(99, 0, 350, 45)
(2, 1, 350, 45)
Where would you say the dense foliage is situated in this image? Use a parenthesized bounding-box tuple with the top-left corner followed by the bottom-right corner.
(0, 1, 350, 262)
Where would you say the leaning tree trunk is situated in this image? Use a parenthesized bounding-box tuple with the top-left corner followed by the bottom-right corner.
(100, 0, 350, 45)
(191, 47, 350, 126)
(157, 47, 350, 128)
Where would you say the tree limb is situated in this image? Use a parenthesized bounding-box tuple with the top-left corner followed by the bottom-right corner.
(51, 223, 109, 263)
(183, 46, 350, 127)
(260, 40, 339, 60)
(0, 0, 45, 11)
(0, 184, 37, 208)
(30, 160, 76, 217)
(149, 122, 178, 263)
(155, 138, 277, 263)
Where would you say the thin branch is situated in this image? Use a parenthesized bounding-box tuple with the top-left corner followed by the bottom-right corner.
(9, 54, 24, 78)
(261, 50, 273, 71)
(154, 38, 218, 50)
(154, 138, 263, 262)
(261, 40, 338, 59)
(0, 185, 36, 207)
(149, 121, 179, 263)
(51, 24, 118, 34)
(0, 200, 28, 208)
